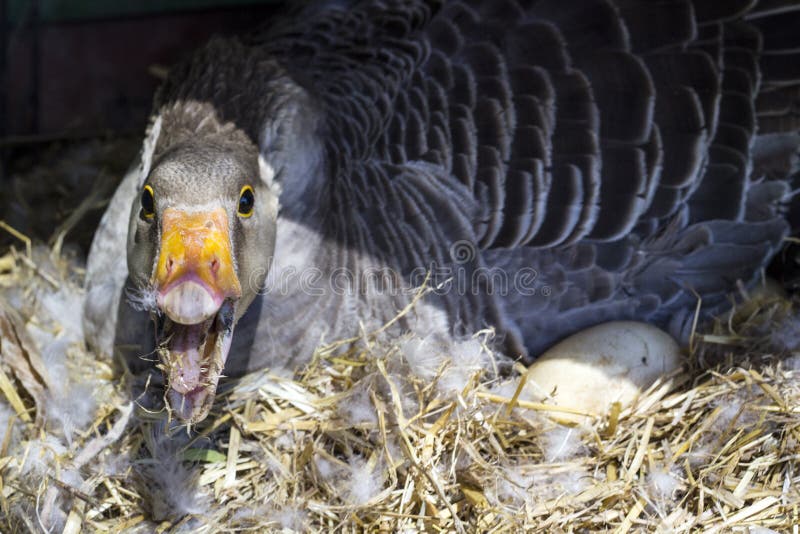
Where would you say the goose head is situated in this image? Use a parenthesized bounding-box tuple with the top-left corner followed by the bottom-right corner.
(127, 134, 278, 423)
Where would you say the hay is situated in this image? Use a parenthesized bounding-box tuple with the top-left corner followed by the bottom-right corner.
(0, 140, 798, 532)
(0, 238, 798, 533)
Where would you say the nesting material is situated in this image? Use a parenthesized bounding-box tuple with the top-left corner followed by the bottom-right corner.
(0, 236, 798, 533)
(524, 321, 683, 423)
(750, 278, 787, 301)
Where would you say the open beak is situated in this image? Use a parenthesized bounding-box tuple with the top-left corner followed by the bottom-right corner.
(152, 207, 241, 423)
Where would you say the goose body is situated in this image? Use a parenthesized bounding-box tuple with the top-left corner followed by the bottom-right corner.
(84, 0, 800, 422)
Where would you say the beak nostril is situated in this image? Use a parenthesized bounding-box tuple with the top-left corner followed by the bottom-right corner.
(210, 258, 219, 274)
(167, 257, 174, 273)
(205, 220, 214, 229)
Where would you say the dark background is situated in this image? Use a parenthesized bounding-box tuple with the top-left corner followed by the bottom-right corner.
(0, 0, 286, 140)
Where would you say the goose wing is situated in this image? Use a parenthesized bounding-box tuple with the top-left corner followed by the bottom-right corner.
(257, 0, 800, 353)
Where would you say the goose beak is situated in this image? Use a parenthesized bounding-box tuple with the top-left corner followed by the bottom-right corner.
(152, 207, 241, 423)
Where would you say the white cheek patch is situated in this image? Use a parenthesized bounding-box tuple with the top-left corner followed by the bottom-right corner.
(259, 154, 282, 217)
(140, 115, 162, 186)
(259, 154, 281, 194)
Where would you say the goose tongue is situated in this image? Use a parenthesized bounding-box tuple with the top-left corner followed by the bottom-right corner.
(166, 319, 213, 393)
(160, 302, 234, 423)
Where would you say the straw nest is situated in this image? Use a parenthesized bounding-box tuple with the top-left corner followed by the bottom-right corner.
(1, 234, 798, 533)
(0, 143, 798, 533)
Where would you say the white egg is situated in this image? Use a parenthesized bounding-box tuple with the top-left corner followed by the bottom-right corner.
(525, 321, 682, 422)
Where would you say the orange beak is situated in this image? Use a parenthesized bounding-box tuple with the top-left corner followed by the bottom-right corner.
(153, 207, 242, 324)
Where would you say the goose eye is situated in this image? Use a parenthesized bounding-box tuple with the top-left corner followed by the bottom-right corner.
(141, 185, 155, 219)
(238, 185, 255, 217)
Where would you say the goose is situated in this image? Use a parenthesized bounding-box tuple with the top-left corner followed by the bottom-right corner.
(83, 0, 800, 423)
